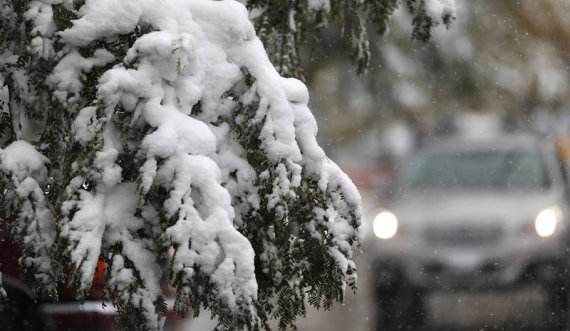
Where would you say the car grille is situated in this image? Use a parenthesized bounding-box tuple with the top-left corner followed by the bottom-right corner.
(424, 224, 503, 247)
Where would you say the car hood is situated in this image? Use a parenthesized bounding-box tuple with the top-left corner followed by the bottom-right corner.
(387, 190, 564, 227)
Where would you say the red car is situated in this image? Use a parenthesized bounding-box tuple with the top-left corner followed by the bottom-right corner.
(0, 215, 190, 331)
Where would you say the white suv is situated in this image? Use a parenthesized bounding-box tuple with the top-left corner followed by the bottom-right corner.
(364, 134, 570, 330)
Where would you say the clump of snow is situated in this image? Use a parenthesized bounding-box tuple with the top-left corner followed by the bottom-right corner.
(0, 140, 49, 179)
(48, 49, 115, 105)
(58, 0, 143, 46)
(24, 0, 58, 59)
(61, 190, 106, 291)
(141, 100, 217, 158)
(73, 106, 101, 144)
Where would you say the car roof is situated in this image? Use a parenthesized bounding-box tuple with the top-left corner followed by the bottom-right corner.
(419, 133, 549, 154)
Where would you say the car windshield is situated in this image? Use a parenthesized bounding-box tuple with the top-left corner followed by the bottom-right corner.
(399, 149, 551, 192)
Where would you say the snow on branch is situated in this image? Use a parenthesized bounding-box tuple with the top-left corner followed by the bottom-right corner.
(0, 141, 57, 298)
(0, 0, 362, 330)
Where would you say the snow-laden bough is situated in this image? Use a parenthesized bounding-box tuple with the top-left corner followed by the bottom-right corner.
(0, 0, 362, 330)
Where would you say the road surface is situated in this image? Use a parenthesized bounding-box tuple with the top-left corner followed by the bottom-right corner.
(183, 251, 552, 331)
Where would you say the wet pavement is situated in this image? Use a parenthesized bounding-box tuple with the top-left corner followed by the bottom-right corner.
(286, 252, 553, 331)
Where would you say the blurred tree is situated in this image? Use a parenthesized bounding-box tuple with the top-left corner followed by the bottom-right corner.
(246, 0, 455, 79)
(307, 0, 570, 158)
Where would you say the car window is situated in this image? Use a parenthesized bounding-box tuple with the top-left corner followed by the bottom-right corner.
(399, 150, 551, 191)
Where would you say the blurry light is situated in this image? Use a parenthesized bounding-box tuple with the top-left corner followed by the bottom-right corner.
(373, 211, 398, 239)
(535, 206, 561, 237)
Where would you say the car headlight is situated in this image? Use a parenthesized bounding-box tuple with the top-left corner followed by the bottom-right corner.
(373, 210, 398, 239)
(535, 206, 562, 237)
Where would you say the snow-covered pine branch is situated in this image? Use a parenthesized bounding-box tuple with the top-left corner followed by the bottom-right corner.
(0, 141, 57, 298)
(0, 0, 362, 330)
